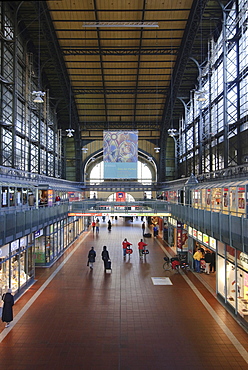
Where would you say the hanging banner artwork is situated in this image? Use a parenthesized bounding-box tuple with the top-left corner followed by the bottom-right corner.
(103, 131, 138, 179)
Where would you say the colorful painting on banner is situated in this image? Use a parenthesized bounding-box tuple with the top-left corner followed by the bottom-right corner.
(103, 131, 138, 179)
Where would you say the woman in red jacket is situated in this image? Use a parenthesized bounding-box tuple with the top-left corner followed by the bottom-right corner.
(138, 239, 147, 257)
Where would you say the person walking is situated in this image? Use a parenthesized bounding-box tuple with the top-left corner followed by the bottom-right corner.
(87, 247, 96, 270)
(2, 288, 14, 328)
(153, 224, 158, 237)
(193, 248, 203, 273)
(138, 239, 148, 258)
(107, 219, 112, 231)
(101, 246, 110, 271)
(122, 238, 132, 257)
(204, 250, 212, 275)
(95, 220, 100, 234)
(91, 220, 96, 233)
(142, 222, 145, 235)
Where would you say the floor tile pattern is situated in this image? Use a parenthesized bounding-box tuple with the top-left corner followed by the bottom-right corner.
(0, 218, 247, 370)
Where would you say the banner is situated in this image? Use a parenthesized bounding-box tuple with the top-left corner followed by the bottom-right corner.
(103, 131, 138, 179)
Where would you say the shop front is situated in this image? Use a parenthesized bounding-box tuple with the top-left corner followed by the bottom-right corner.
(0, 235, 35, 298)
(217, 242, 248, 324)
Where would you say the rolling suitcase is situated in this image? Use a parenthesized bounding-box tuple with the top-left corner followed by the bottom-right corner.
(144, 233, 152, 238)
(105, 259, 112, 273)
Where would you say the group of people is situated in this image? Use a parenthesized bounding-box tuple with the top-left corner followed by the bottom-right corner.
(87, 237, 149, 271)
(122, 238, 148, 258)
(87, 246, 110, 272)
(91, 219, 100, 233)
(193, 247, 215, 274)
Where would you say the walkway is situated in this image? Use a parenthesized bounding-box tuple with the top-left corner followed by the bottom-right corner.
(0, 218, 248, 370)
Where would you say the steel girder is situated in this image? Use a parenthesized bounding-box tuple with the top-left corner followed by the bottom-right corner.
(74, 88, 167, 95)
(158, 0, 209, 182)
(31, 2, 82, 181)
(62, 48, 179, 56)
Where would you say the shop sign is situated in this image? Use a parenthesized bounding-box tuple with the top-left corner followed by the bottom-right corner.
(209, 237, 216, 250)
(20, 237, 27, 248)
(197, 231, 202, 242)
(188, 226, 192, 236)
(240, 252, 248, 271)
(177, 221, 183, 249)
(35, 229, 44, 238)
(0, 244, 10, 258)
(193, 228, 197, 238)
(11, 240, 19, 252)
(203, 234, 209, 245)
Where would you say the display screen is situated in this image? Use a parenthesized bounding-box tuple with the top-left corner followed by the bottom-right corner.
(103, 131, 138, 179)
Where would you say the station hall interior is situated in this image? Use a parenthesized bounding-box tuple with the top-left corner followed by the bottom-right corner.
(0, 1, 248, 369)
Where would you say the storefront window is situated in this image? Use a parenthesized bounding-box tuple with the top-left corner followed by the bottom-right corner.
(0, 244, 11, 295)
(34, 230, 46, 264)
(217, 254, 225, 298)
(2, 187, 8, 207)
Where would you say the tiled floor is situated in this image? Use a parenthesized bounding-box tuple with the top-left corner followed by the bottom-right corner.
(0, 217, 248, 370)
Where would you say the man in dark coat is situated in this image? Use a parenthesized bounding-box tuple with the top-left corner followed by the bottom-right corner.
(101, 246, 110, 271)
(88, 247, 96, 269)
(2, 288, 14, 328)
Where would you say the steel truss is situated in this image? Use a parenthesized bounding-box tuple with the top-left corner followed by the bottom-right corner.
(62, 48, 178, 56)
(74, 88, 166, 95)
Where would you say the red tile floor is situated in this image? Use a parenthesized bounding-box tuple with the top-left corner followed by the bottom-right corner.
(0, 217, 248, 370)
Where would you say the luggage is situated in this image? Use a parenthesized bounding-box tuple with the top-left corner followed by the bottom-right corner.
(144, 233, 152, 237)
(142, 250, 149, 255)
(105, 260, 111, 269)
(126, 248, 133, 254)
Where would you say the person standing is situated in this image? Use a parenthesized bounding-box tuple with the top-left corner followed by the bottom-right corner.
(193, 248, 203, 273)
(122, 238, 132, 257)
(91, 220, 96, 233)
(138, 239, 148, 258)
(204, 250, 212, 275)
(101, 246, 110, 271)
(108, 219, 112, 231)
(210, 251, 216, 273)
(153, 224, 158, 237)
(2, 288, 14, 328)
(142, 222, 145, 235)
(95, 220, 100, 234)
(87, 247, 96, 270)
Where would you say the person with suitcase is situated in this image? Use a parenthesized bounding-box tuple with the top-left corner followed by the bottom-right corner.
(101, 245, 110, 271)
(138, 239, 148, 258)
(122, 238, 132, 257)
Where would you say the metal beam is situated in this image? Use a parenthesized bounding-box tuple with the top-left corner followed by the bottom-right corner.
(62, 48, 178, 56)
(74, 88, 167, 95)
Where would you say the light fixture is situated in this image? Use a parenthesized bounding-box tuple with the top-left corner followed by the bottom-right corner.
(82, 147, 88, 153)
(32, 4, 45, 104)
(195, 90, 207, 102)
(154, 147, 160, 153)
(168, 128, 178, 137)
(66, 128, 75, 137)
(147, 156, 153, 162)
(83, 21, 159, 28)
(32, 91, 46, 103)
(91, 157, 96, 162)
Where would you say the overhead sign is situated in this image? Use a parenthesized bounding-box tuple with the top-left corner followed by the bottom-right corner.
(68, 212, 171, 217)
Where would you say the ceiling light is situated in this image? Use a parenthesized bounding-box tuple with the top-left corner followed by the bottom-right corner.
(82, 147, 88, 153)
(83, 22, 159, 28)
(168, 128, 178, 137)
(195, 90, 207, 102)
(154, 147, 160, 153)
(32, 91, 45, 103)
(66, 128, 75, 137)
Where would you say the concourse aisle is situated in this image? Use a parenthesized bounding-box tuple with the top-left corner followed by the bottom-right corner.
(0, 217, 248, 370)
